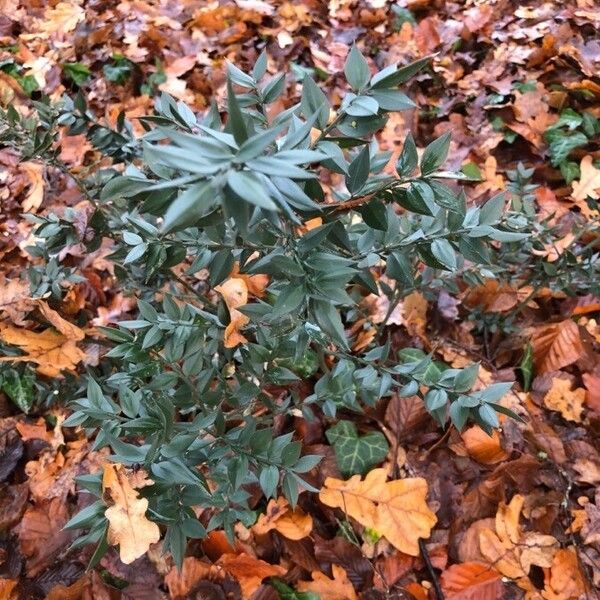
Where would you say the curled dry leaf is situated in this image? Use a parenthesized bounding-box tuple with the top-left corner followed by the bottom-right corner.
(478, 494, 558, 579)
(543, 378, 585, 422)
(252, 496, 313, 540)
(19, 162, 44, 213)
(319, 468, 437, 556)
(102, 463, 160, 565)
(297, 564, 358, 600)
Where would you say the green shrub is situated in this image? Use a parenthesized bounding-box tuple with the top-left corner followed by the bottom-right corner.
(0, 48, 530, 565)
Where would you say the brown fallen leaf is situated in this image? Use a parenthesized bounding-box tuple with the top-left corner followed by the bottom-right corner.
(461, 427, 508, 465)
(102, 463, 160, 565)
(18, 497, 72, 577)
(297, 565, 358, 600)
(252, 496, 313, 540)
(571, 155, 600, 201)
(0, 323, 86, 377)
(165, 557, 239, 600)
(543, 377, 585, 422)
(0, 579, 18, 600)
(542, 547, 587, 600)
(319, 468, 437, 556)
(34, 300, 86, 341)
(478, 494, 558, 579)
(440, 562, 504, 600)
(0, 277, 35, 326)
(19, 162, 44, 212)
(531, 320, 585, 374)
(217, 552, 285, 599)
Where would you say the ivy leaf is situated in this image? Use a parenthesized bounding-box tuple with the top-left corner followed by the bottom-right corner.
(326, 420, 389, 476)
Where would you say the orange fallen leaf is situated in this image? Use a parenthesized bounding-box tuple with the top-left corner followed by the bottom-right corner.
(543, 378, 585, 422)
(0, 579, 18, 600)
(440, 562, 504, 600)
(531, 320, 585, 374)
(223, 309, 250, 348)
(102, 463, 160, 564)
(0, 323, 86, 377)
(531, 233, 576, 262)
(319, 468, 437, 556)
(542, 547, 586, 600)
(461, 427, 508, 464)
(215, 278, 248, 310)
(478, 494, 558, 579)
(34, 300, 85, 341)
(217, 552, 285, 599)
(165, 557, 229, 600)
(297, 565, 358, 600)
(252, 496, 313, 540)
(572, 155, 600, 201)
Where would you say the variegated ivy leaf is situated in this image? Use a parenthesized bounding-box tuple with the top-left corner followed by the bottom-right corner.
(326, 420, 389, 477)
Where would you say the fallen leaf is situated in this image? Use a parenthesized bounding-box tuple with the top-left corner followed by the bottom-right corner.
(215, 278, 248, 310)
(102, 463, 160, 564)
(0, 323, 86, 377)
(18, 497, 71, 576)
(217, 552, 285, 599)
(440, 562, 504, 600)
(34, 300, 85, 341)
(252, 497, 313, 540)
(543, 378, 585, 422)
(223, 309, 250, 348)
(0, 579, 17, 600)
(572, 155, 600, 201)
(542, 547, 586, 600)
(478, 494, 558, 579)
(531, 320, 585, 373)
(19, 162, 44, 212)
(319, 468, 437, 556)
(0, 277, 35, 326)
(297, 565, 358, 600)
(461, 427, 508, 464)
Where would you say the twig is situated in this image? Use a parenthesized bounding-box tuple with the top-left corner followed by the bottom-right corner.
(419, 538, 445, 600)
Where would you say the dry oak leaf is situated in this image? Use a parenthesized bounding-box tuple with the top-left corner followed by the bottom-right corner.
(531, 320, 585, 374)
(252, 496, 313, 540)
(215, 277, 248, 310)
(165, 557, 238, 600)
(217, 552, 285, 599)
(542, 547, 586, 600)
(440, 562, 504, 600)
(461, 427, 508, 465)
(462, 279, 532, 313)
(571, 155, 600, 201)
(102, 463, 160, 565)
(478, 494, 559, 579)
(543, 378, 585, 422)
(319, 468, 437, 556)
(297, 565, 358, 600)
(0, 323, 85, 377)
(223, 309, 250, 349)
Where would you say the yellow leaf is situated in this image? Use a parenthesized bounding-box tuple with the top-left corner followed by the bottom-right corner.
(252, 497, 313, 540)
(543, 378, 585, 422)
(297, 565, 358, 600)
(102, 464, 160, 564)
(572, 155, 600, 201)
(0, 323, 85, 377)
(319, 468, 437, 556)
